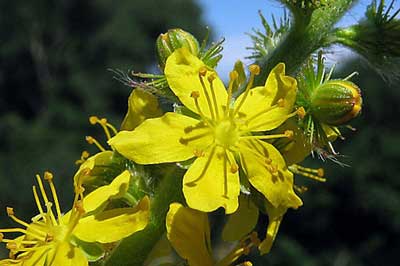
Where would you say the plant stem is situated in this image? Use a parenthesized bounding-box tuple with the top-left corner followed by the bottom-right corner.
(255, 0, 356, 85)
(104, 164, 184, 266)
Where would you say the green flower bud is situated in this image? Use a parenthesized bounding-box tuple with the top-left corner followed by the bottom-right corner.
(310, 80, 362, 125)
(156, 28, 200, 70)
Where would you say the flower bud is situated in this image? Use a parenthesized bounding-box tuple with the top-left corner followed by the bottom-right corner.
(310, 80, 362, 125)
(156, 28, 200, 70)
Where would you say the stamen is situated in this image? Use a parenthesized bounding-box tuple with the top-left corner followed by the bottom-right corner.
(184, 122, 207, 134)
(193, 149, 205, 157)
(179, 131, 211, 145)
(217, 231, 260, 266)
(239, 131, 293, 141)
(85, 136, 106, 152)
(294, 185, 308, 194)
(297, 107, 306, 119)
(289, 164, 326, 182)
(232, 64, 260, 117)
(32, 186, 46, 223)
(89, 116, 112, 140)
(185, 146, 216, 186)
(35, 174, 57, 226)
(207, 73, 220, 120)
(75, 150, 90, 165)
(44, 172, 62, 222)
(198, 68, 216, 120)
(191, 91, 210, 124)
(226, 71, 239, 117)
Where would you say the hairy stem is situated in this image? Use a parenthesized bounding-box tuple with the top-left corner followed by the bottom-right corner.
(255, 0, 356, 84)
(104, 164, 184, 266)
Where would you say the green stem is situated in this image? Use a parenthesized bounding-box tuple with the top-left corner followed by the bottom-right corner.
(104, 164, 184, 266)
(255, 0, 356, 84)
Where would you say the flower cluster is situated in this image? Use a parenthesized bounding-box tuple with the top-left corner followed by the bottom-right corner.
(0, 26, 363, 266)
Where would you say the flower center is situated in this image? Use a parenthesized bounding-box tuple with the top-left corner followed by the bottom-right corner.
(214, 119, 239, 148)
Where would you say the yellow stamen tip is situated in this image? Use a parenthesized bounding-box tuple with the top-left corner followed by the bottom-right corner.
(6, 207, 14, 216)
(6, 242, 17, 250)
(82, 150, 90, 158)
(0, 232, 4, 241)
(230, 70, 239, 81)
(100, 118, 108, 125)
(296, 107, 306, 119)
(243, 262, 253, 266)
(317, 168, 325, 177)
(249, 64, 260, 75)
(230, 164, 239, 173)
(45, 233, 54, 242)
(199, 66, 207, 76)
(284, 130, 294, 139)
(277, 98, 285, 107)
(75, 200, 85, 215)
(89, 116, 98, 125)
(207, 73, 216, 83)
(190, 91, 200, 98)
(85, 136, 94, 144)
(44, 171, 53, 181)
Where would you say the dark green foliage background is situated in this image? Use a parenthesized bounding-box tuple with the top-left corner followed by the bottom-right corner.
(0, 0, 205, 254)
(1, 1, 399, 265)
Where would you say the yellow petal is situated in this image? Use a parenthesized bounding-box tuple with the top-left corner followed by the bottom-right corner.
(183, 147, 240, 214)
(222, 195, 259, 241)
(47, 242, 88, 266)
(239, 139, 302, 209)
(83, 170, 131, 213)
(74, 196, 150, 243)
(165, 47, 227, 119)
(259, 201, 287, 255)
(166, 203, 214, 266)
(274, 118, 311, 165)
(109, 112, 212, 164)
(121, 88, 163, 131)
(234, 63, 297, 132)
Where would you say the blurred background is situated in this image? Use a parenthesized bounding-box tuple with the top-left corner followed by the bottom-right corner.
(0, 0, 399, 265)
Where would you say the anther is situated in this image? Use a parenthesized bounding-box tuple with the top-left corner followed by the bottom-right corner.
(241, 262, 253, 266)
(317, 168, 324, 177)
(296, 107, 306, 119)
(6, 242, 17, 250)
(75, 200, 85, 215)
(199, 67, 207, 76)
(284, 130, 294, 139)
(45, 233, 54, 242)
(0, 232, 3, 241)
(100, 118, 108, 125)
(6, 207, 14, 217)
(44, 171, 53, 181)
(248, 64, 260, 75)
(89, 116, 98, 125)
(277, 98, 285, 107)
(230, 70, 239, 81)
(294, 185, 308, 194)
(207, 73, 216, 83)
(190, 91, 200, 98)
(230, 163, 239, 173)
(193, 149, 205, 157)
(265, 158, 272, 164)
(85, 136, 95, 144)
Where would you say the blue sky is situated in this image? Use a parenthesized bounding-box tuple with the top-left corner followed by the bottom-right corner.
(197, 0, 399, 77)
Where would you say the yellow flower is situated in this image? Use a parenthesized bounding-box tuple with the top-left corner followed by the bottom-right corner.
(109, 47, 302, 214)
(0, 171, 150, 265)
(166, 202, 257, 266)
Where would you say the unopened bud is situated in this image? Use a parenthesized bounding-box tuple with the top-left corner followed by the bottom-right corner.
(310, 80, 362, 125)
(156, 28, 200, 70)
